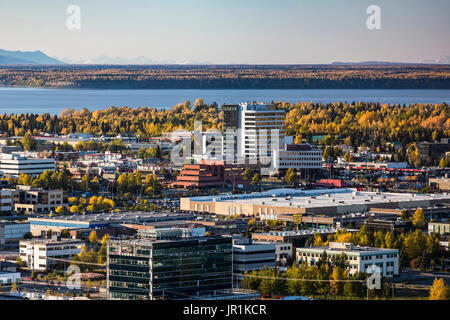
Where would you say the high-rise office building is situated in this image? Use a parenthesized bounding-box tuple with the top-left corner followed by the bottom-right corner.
(107, 237, 233, 300)
(222, 103, 285, 163)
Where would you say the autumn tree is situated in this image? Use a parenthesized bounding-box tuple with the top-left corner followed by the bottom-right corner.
(429, 278, 449, 300)
(89, 231, 98, 245)
(284, 168, 298, 185)
(251, 173, 261, 185)
(412, 208, 426, 227)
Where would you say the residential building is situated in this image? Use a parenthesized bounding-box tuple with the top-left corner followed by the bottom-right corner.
(19, 238, 84, 270)
(107, 237, 233, 300)
(0, 153, 55, 176)
(11, 185, 68, 214)
(173, 160, 248, 189)
(296, 242, 399, 277)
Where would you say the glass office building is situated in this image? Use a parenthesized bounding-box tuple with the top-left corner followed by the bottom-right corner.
(107, 237, 233, 300)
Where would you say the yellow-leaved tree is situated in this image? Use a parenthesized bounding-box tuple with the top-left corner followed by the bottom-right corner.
(412, 208, 426, 227)
(429, 278, 449, 300)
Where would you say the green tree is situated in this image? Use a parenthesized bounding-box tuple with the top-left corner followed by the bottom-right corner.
(21, 132, 36, 151)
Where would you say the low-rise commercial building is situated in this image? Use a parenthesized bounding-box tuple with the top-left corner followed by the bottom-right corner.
(296, 242, 399, 277)
(271, 144, 323, 174)
(0, 271, 21, 285)
(19, 238, 84, 270)
(27, 211, 194, 237)
(107, 237, 233, 300)
(253, 240, 293, 266)
(0, 222, 30, 247)
(428, 221, 450, 235)
(181, 188, 450, 218)
(173, 160, 248, 189)
(232, 237, 276, 280)
(0, 153, 55, 176)
(0, 189, 13, 214)
(251, 228, 339, 248)
(11, 185, 68, 214)
(429, 175, 450, 192)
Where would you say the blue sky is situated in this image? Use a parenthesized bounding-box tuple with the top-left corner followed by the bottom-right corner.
(0, 0, 449, 63)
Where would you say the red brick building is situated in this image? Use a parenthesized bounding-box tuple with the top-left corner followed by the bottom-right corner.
(173, 160, 249, 189)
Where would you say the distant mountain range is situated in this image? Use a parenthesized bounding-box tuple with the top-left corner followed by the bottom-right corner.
(333, 57, 450, 65)
(61, 55, 210, 65)
(0, 49, 64, 65)
(1, 48, 449, 66)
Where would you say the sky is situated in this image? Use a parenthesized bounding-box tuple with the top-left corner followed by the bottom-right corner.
(0, 0, 449, 64)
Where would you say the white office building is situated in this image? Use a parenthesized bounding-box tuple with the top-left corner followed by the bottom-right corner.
(222, 103, 285, 162)
(296, 242, 399, 277)
(19, 239, 84, 270)
(0, 271, 21, 285)
(271, 144, 323, 174)
(0, 153, 55, 176)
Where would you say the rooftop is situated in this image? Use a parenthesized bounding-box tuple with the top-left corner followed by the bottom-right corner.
(28, 211, 194, 225)
(254, 228, 339, 237)
(299, 242, 398, 254)
(187, 188, 450, 209)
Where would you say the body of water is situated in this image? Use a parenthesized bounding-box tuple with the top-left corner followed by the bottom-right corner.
(1, 87, 450, 115)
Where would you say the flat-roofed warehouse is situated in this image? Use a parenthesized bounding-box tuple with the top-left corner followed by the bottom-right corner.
(180, 188, 450, 218)
(27, 211, 195, 236)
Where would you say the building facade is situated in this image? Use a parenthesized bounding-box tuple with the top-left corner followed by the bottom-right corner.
(0, 189, 13, 214)
(11, 185, 68, 214)
(271, 144, 323, 174)
(232, 237, 276, 279)
(0, 222, 30, 247)
(181, 188, 450, 218)
(107, 237, 233, 300)
(428, 221, 450, 235)
(173, 160, 248, 189)
(19, 239, 84, 270)
(0, 153, 55, 176)
(222, 103, 285, 162)
(296, 242, 399, 277)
